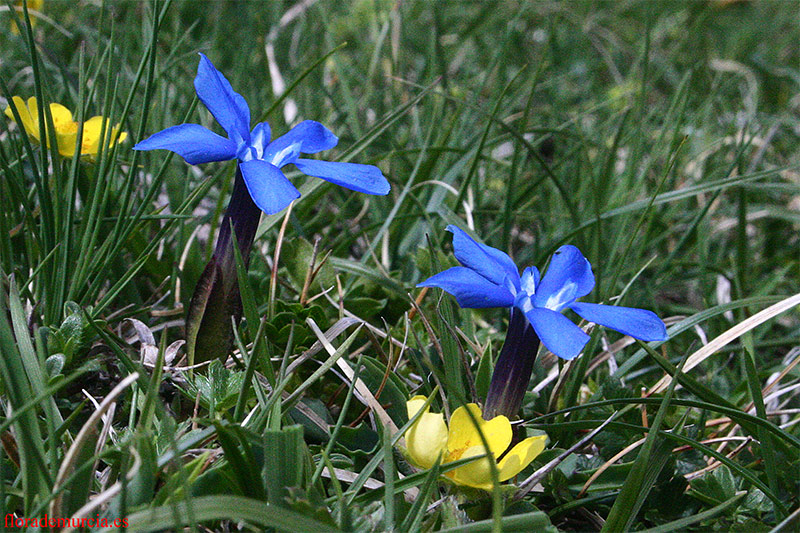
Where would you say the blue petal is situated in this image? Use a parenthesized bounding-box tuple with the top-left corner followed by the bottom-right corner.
(570, 302, 668, 341)
(262, 120, 338, 167)
(447, 226, 520, 290)
(239, 159, 300, 215)
(294, 159, 390, 195)
(523, 307, 590, 360)
(194, 53, 251, 144)
(132, 124, 237, 164)
(418, 267, 514, 309)
(533, 245, 595, 312)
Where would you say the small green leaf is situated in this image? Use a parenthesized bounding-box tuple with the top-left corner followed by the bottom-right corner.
(290, 398, 333, 443)
(689, 465, 737, 506)
(214, 422, 267, 501)
(106, 434, 158, 518)
(185, 360, 246, 414)
(285, 487, 338, 528)
(282, 237, 336, 290)
(45, 353, 65, 378)
(336, 423, 380, 456)
(346, 296, 387, 318)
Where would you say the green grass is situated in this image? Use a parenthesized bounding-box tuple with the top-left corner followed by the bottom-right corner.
(1, 0, 798, 531)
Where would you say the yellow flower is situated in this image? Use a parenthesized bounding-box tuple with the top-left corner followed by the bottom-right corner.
(405, 396, 547, 491)
(4, 96, 126, 159)
(77, 116, 128, 159)
(11, 0, 44, 34)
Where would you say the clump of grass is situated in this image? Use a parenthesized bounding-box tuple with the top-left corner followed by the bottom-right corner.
(0, 1, 797, 531)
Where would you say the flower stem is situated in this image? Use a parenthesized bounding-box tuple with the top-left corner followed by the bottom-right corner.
(186, 167, 262, 366)
(483, 308, 541, 419)
(214, 167, 261, 277)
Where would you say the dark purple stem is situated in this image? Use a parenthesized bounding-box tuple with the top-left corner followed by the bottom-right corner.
(185, 166, 262, 365)
(214, 166, 261, 277)
(483, 307, 541, 420)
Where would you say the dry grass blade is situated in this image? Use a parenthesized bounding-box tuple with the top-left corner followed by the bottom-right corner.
(321, 467, 383, 490)
(306, 318, 399, 435)
(515, 413, 617, 500)
(745, 347, 800, 413)
(305, 319, 420, 500)
(50, 373, 139, 517)
(63, 447, 142, 533)
(649, 292, 800, 396)
(684, 437, 753, 481)
(264, 0, 318, 123)
(268, 201, 293, 319)
(285, 316, 362, 375)
(579, 437, 647, 498)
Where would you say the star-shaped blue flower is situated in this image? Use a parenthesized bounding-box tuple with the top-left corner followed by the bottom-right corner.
(133, 53, 390, 214)
(418, 226, 668, 360)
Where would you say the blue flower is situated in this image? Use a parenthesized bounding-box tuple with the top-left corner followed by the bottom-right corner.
(418, 226, 668, 360)
(133, 53, 390, 215)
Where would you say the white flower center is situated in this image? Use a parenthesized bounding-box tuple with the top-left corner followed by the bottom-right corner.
(543, 282, 576, 311)
(269, 143, 300, 167)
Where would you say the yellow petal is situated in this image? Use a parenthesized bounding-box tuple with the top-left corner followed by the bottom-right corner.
(41, 103, 77, 155)
(114, 128, 128, 145)
(79, 117, 126, 157)
(498, 434, 547, 482)
(5, 96, 39, 140)
(48, 103, 75, 133)
(56, 131, 78, 157)
(79, 115, 103, 155)
(81, 116, 116, 156)
(447, 404, 511, 461)
(26, 96, 41, 134)
(405, 396, 446, 469)
(11, 0, 44, 33)
(4, 96, 23, 122)
(405, 396, 447, 470)
(406, 395, 429, 419)
(405, 411, 448, 469)
(446, 444, 496, 490)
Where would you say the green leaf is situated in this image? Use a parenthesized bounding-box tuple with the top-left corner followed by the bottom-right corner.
(153, 452, 211, 506)
(337, 423, 380, 456)
(0, 278, 50, 509)
(213, 422, 267, 501)
(282, 237, 336, 290)
(263, 425, 307, 508)
(185, 360, 246, 414)
(346, 296, 387, 318)
(640, 491, 746, 533)
(106, 433, 158, 518)
(329, 256, 406, 296)
(289, 398, 332, 443)
(285, 487, 339, 529)
(601, 353, 689, 532)
(438, 510, 555, 533)
(109, 494, 344, 532)
(45, 353, 65, 378)
(688, 465, 737, 507)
